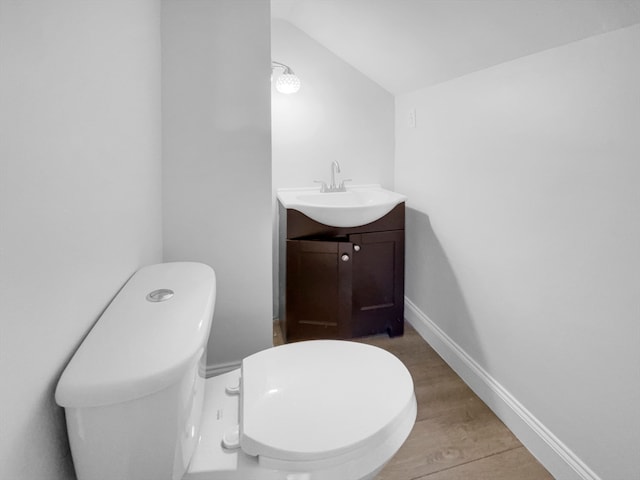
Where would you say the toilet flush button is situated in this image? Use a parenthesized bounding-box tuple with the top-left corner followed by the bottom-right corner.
(146, 289, 174, 302)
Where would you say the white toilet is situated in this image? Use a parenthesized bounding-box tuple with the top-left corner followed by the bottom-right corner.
(55, 262, 416, 480)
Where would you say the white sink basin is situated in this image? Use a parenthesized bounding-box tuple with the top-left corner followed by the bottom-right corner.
(277, 185, 407, 227)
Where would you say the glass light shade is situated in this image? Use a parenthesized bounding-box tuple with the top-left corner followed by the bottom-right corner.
(275, 73, 301, 94)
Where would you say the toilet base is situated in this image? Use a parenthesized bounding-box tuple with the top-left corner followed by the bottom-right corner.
(184, 368, 416, 480)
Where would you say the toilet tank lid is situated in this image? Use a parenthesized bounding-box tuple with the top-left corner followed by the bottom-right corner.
(55, 262, 216, 408)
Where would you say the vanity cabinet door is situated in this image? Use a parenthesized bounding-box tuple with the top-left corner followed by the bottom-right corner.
(285, 239, 353, 341)
(349, 230, 405, 338)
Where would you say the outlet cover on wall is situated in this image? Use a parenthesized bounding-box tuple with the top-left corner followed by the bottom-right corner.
(408, 108, 416, 128)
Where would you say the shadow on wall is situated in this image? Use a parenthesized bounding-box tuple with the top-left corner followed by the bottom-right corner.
(405, 207, 489, 375)
(406, 207, 472, 327)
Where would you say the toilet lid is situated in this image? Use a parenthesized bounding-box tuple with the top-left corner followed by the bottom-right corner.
(239, 340, 415, 462)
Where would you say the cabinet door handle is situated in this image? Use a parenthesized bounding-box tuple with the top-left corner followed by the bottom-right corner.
(341, 254, 350, 262)
(354, 245, 361, 252)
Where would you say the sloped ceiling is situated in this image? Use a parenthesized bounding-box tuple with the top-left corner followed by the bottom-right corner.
(272, 0, 640, 94)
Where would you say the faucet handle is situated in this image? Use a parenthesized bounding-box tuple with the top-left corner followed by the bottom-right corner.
(338, 179, 352, 191)
(314, 180, 329, 193)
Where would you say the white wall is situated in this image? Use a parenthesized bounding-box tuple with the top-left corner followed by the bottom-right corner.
(0, 1, 162, 478)
(162, 0, 273, 370)
(396, 24, 640, 480)
(271, 19, 395, 315)
(271, 19, 394, 190)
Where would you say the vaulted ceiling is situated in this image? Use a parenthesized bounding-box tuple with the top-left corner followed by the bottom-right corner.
(272, 0, 640, 94)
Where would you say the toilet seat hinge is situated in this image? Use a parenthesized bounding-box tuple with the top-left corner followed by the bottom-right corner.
(225, 379, 241, 395)
(221, 425, 240, 450)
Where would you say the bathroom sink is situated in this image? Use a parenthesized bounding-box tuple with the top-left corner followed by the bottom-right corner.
(277, 185, 407, 227)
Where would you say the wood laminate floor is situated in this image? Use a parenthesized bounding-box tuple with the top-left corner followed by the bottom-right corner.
(273, 322, 554, 480)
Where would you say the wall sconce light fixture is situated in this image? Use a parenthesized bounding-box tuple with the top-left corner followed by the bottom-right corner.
(272, 61, 301, 94)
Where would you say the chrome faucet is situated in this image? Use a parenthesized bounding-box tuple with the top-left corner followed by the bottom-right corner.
(330, 161, 341, 191)
(314, 161, 351, 192)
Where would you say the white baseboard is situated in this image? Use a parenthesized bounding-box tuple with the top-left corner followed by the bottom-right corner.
(206, 360, 241, 378)
(404, 297, 601, 480)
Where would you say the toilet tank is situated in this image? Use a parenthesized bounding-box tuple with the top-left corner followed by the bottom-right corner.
(55, 262, 216, 480)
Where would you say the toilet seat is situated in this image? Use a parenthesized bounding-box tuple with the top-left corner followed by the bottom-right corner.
(185, 341, 416, 480)
(239, 340, 415, 468)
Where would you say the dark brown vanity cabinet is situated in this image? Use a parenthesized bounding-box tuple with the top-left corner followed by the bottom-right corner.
(279, 203, 405, 342)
